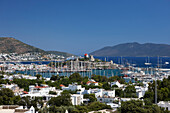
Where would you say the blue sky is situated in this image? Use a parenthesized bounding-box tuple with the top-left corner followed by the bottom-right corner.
(0, 0, 170, 55)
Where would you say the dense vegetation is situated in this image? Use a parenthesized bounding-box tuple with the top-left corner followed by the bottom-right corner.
(0, 88, 20, 105)
(144, 76, 170, 103)
(47, 93, 111, 113)
(83, 94, 97, 103)
(115, 85, 137, 98)
(118, 100, 169, 113)
(12, 78, 44, 91)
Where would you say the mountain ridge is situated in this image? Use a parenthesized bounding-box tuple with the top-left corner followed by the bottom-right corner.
(90, 42, 170, 57)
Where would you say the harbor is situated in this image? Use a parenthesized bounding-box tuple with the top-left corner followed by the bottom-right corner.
(0, 55, 170, 83)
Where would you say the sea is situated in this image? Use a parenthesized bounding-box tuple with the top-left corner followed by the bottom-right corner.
(94, 56, 170, 68)
(13, 57, 170, 80)
(18, 56, 170, 68)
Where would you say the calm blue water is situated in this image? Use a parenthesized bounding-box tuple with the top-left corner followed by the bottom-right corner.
(16, 69, 133, 82)
(95, 56, 170, 68)
(13, 57, 170, 68)
(16, 69, 123, 78)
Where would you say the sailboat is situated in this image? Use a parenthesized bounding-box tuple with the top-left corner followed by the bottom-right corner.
(165, 62, 169, 65)
(111, 71, 114, 77)
(145, 56, 152, 65)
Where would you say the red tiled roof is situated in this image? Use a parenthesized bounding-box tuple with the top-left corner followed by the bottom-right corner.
(124, 75, 128, 77)
(86, 81, 92, 84)
(60, 84, 65, 87)
(35, 86, 47, 88)
(86, 81, 98, 84)
(23, 91, 28, 94)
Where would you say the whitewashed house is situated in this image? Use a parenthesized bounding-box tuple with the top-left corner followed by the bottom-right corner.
(62, 83, 85, 94)
(71, 94, 84, 105)
(110, 81, 124, 88)
(157, 101, 170, 111)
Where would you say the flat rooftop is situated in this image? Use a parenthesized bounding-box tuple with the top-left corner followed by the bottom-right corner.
(0, 109, 15, 113)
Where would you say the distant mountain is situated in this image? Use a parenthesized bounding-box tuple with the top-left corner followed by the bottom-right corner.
(0, 37, 74, 57)
(46, 51, 75, 57)
(90, 42, 170, 57)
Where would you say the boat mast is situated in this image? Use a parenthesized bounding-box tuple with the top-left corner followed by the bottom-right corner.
(55, 60, 56, 76)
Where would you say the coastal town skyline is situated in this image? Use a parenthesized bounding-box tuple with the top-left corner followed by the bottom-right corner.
(1, 1, 170, 112)
(0, 0, 170, 55)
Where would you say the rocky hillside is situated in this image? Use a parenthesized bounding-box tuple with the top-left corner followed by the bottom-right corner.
(0, 37, 74, 57)
(0, 37, 45, 54)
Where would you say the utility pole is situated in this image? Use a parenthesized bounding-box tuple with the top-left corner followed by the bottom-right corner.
(155, 56, 159, 104)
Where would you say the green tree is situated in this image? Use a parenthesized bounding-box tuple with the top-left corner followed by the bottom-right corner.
(50, 75, 60, 81)
(75, 105, 88, 113)
(144, 77, 170, 102)
(102, 82, 111, 90)
(119, 100, 165, 113)
(49, 91, 57, 95)
(115, 89, 123, 97)
(0, 88, 17, 105)
(91, 75, 107, 82)
(120, 100, 146, 113)
(36, 74, 42, 79)
(48, 91, 72, 107)
(84, 94, 97, 103)
(69, 73, 82, 84)
(87, 101, 111, 111)
(123, 85, 137, 98)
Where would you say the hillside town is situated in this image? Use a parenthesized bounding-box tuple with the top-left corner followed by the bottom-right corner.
(0, 54, 170, 113)
(0, 52, 68, 61)
(1, 0, 170, 112)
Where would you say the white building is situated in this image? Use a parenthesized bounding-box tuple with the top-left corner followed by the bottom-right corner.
(120, 98, 139, 102)
(97, 97, 116, 103)
(62, 83, 85, 94)
(110, 81, 124, 88)
(135, 85, 148, 98)
(1, 84, 24, 95)
(90, 55, 95, 62)
(22, 85, 60, 101)
(83, 88, 103, 97)
(0, 105, 35, 113)
(71, 94, 83, 105)
(103, 90, 115, 98)
(86, 79, 99, 86)
(157, 101, 170, 111)
(83, 88, 115, 98)
(29, 85, 56, 95)
(106, 103, 120, 109)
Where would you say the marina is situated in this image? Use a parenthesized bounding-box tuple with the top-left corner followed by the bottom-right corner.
(1, 56, 170, 83)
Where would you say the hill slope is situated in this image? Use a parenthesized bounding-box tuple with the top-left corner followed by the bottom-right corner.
(90, 42, 170, 57)
(46, 51, 75, 57)
(0, 37, 45, 54)
(0, 37, 74, 57)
